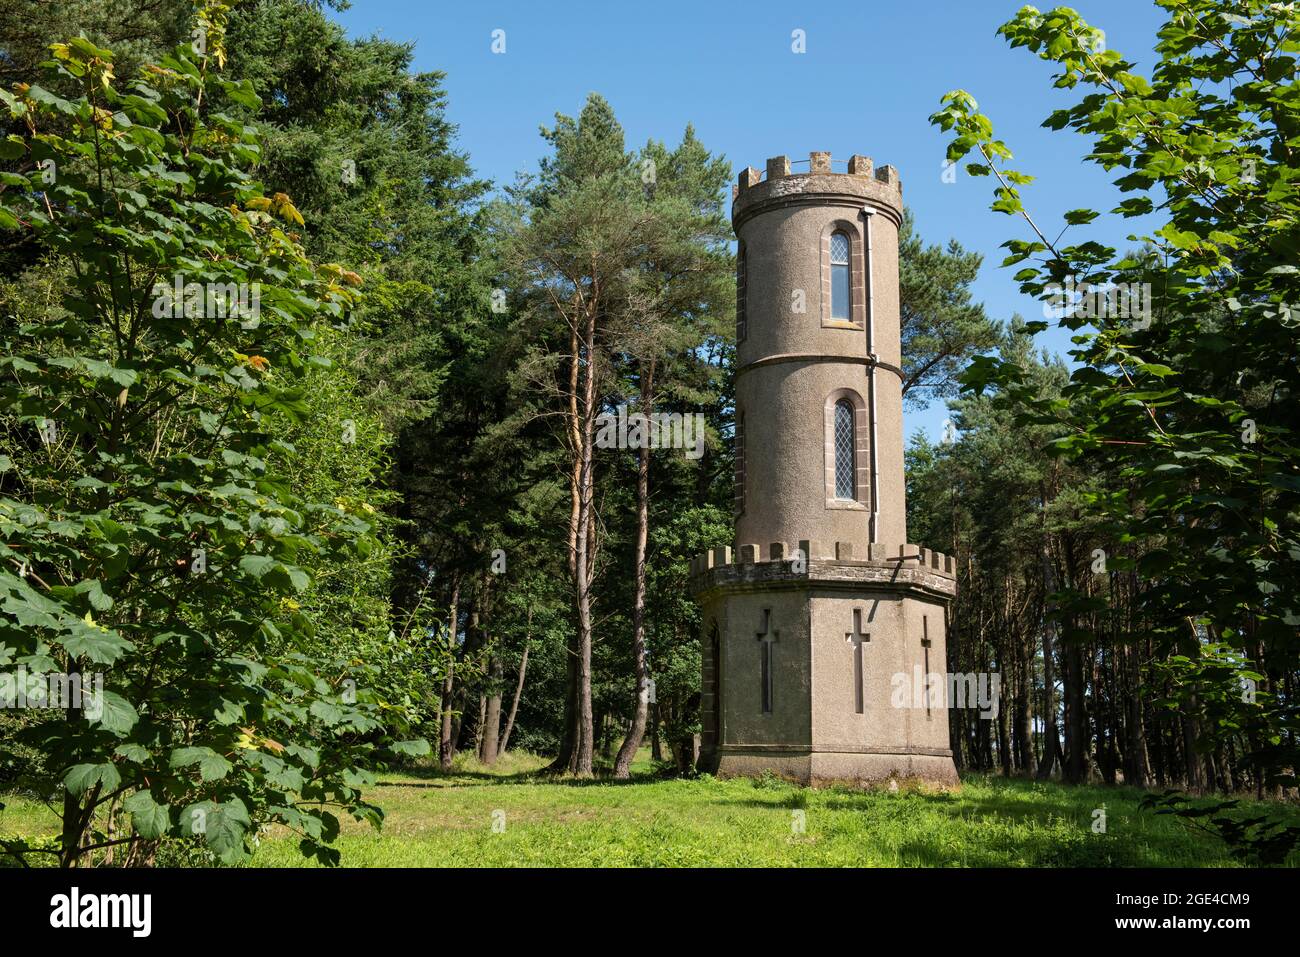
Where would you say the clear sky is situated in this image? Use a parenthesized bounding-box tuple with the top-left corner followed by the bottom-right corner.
(332, 0, 1169, 442)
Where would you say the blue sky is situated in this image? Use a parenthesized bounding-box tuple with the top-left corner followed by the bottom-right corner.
(333, 0, 1169, 441)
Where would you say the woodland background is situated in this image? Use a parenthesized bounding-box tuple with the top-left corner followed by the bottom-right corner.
(0, 0, 1296, 866)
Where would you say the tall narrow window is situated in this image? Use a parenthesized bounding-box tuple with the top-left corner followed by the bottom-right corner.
(736, 241, 747, 341)
(734, 412, 745, 516)
(834, 399, 855, 499)
(709, 626, 722, 743)
(756, 609, 776, 715)
(830, 231, 850, 320)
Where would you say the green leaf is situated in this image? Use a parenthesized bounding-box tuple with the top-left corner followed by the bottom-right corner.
(92, 690, 139, 734)
(182, 798, 251, 864)
(220, 79, 262, 110)
(76, 579, 113, 611)
(1113, 197, 1154, 217)
(67, 37, 114, 60)
(309, 699, 342, 725)
(170, 746, 234, 781)
(238, 554, 276, 579)
(123, 791, 171, 839)
(64, 761, 121, 797)
(114, 743, 151, 763)
(26, 85, 80, 117)
(58, 619, 132, 665)
(1137, 363, 1176, 378)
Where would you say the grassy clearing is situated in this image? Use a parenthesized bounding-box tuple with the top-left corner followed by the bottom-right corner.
(3, 750, 1292, 867)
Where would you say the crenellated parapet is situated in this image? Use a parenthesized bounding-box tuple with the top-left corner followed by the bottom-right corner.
(731, 151, 903, 229)
(689, 539, 957, 601)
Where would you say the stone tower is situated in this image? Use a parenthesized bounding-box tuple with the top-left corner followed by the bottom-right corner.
(690, 152, 959, 786)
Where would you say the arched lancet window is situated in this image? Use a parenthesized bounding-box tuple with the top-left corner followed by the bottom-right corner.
(707, 623, 722, 744)
(736, 240, 747, 341)
(834, 399, 855, 499)
(734, 412, 745, 516)
(830, 231, 851, 320)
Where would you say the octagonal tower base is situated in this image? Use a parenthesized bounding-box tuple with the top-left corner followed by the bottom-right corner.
(691, 540, 959, 788)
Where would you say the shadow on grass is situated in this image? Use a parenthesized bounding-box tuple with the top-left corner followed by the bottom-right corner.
(711, 775, 1231, 867)
(379, 763, 677, 790)
(378, 766, 541, 788)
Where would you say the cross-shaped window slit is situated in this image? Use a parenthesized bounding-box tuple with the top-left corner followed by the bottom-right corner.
(756, 609, 777, 714)
(921, 615, 932, 717)
(845, 608, 870, 714)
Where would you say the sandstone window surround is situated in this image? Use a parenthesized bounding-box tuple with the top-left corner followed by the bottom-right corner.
(830, 231, 850, 319)
(819, 219, 866, 330)
(833, 399, 855, 498)
(824, 388, 869, 510)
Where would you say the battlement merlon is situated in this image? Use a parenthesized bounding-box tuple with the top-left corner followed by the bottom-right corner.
(688, 540, 958, 600)
(732, 152, 903, 228)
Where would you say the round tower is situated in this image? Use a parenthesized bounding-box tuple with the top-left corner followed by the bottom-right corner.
(689, 152, 960, 787)
(733, 151, 906, 551)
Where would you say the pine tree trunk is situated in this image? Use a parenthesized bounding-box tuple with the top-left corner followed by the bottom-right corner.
(548, 318, 583, 775)
(569, 307, 598, 776)
(438, 574, 461, 772)
(997, 679, 1012, 776)
(480, 653, 503, 765)
(1016, 628, 1037, 775)
(1183, 707, 1204, 792)
(1036, 507, 1062, 780)
(1063, 641, 1088, 784)
(498, 639, 529, 756)
(1037, 621, 1062, 780)
(549, 637, 577, 773)
(651, 703, 663, 761)
(614, 367, 654, 779)
(473, 693, 487, 758)
(1124, 638, 1148, 787)
(452, 591, 483, 753)
(1181, 618, 1205, 793)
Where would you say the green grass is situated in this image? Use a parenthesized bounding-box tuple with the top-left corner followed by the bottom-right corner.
(2, 751, 1291, 867)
